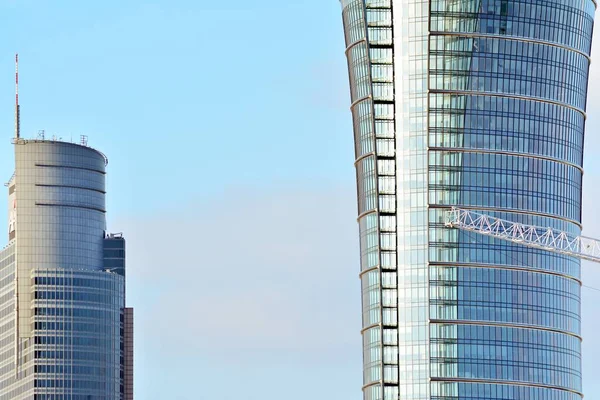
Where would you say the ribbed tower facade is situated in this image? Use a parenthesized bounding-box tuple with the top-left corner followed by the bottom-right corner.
(0, 139, 133, 399)
(340, 1, 594, 399)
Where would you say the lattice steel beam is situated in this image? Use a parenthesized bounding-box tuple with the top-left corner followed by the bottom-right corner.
(445, 207, 600, 263)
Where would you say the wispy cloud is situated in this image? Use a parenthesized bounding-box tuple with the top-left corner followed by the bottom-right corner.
(116, 185, 361, 364)
(571, 27, 600, 387)
(580, 170, 600, 394)
(583, 30, 600, 158)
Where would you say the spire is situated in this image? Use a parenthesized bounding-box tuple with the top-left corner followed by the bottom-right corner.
(15, 53, 20, 139)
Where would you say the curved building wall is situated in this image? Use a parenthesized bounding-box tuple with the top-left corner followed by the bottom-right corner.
(32, 268, 124, 399)
(4, 140, 125, 399)
(14, 140, 107, 271)
(341, 0, 595, 399)
(15, 140, 107, 340)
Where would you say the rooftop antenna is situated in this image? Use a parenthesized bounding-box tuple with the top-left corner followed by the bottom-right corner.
(15, 53, 20, 139)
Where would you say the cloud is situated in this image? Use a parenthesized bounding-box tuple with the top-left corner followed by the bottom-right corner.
(580, 28, 600, 394)
(115, 185, 362, 364)
(584, 29, 600, 158)
(580, 172, 600, 393)
(302, 59, 352, 111)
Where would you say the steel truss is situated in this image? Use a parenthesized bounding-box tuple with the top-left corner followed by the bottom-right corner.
(445, 207, 600, 263)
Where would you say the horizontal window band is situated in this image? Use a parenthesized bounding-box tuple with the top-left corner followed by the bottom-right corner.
(365, 4, 392, 10)
(359, 266, 382, 279)
(429, 31, 591, 61)
(428, 147, 583, 173)
(354, 152, 376, 165)
(35, 203, 106, 213)
(430, 319, 582, 340)
(35, 164, 105, 175)
(35, 184, 106, 195)
(350, 95, 372, 109)
(430, 377, 583, 397)
(356, 208, 377, 222)
(373, 100, 395, 106)
(367, 24, 392, 30)
(428, 89, 586, 119)
(361, 323, 383, 334)
(428, 204, 582, 230)
(13, 139, 109, 166)
(357, 209, 379, 220)
(345, 38, 367, 54)
(361, 381, 383, 391)
(355, 153, 397, 173)
(429, 262, 581, 284)
(368, 44, 395, 52)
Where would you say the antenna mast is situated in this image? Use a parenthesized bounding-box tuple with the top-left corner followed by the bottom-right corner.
(15, 53, 20, 139)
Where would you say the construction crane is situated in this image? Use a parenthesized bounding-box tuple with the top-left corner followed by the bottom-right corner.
(445, 207, 600, 263)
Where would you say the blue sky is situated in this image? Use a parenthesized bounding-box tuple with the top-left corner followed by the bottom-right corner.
(0, 1, 600, 399)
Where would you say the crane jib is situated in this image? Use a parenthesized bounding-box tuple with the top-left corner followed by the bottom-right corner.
(445, 207, 600, 264)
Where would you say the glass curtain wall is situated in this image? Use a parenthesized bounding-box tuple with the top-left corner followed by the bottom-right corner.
(341, 0, 595, 399)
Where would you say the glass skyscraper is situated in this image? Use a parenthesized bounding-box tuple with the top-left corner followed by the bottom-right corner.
(340, 1, 594, 399)
(0, 139, 133, 399)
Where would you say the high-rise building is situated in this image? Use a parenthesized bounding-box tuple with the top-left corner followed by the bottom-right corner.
(0, 138, 133, 399)
(340, 1, 594, 399)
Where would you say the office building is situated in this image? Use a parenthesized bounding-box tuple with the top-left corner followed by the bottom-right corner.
(339, 0, 594, 399)
(0, 138, 133, 399)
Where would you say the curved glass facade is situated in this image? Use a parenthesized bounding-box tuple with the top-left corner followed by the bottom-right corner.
(0, 140, 130, 399)
(340, 0, 595, 399)
(32, 268, 124, 398)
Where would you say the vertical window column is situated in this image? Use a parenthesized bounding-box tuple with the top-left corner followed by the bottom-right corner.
(393, 0, 431, 398)
(343, 1, 385, 399)
(366, 2, 398, 399)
